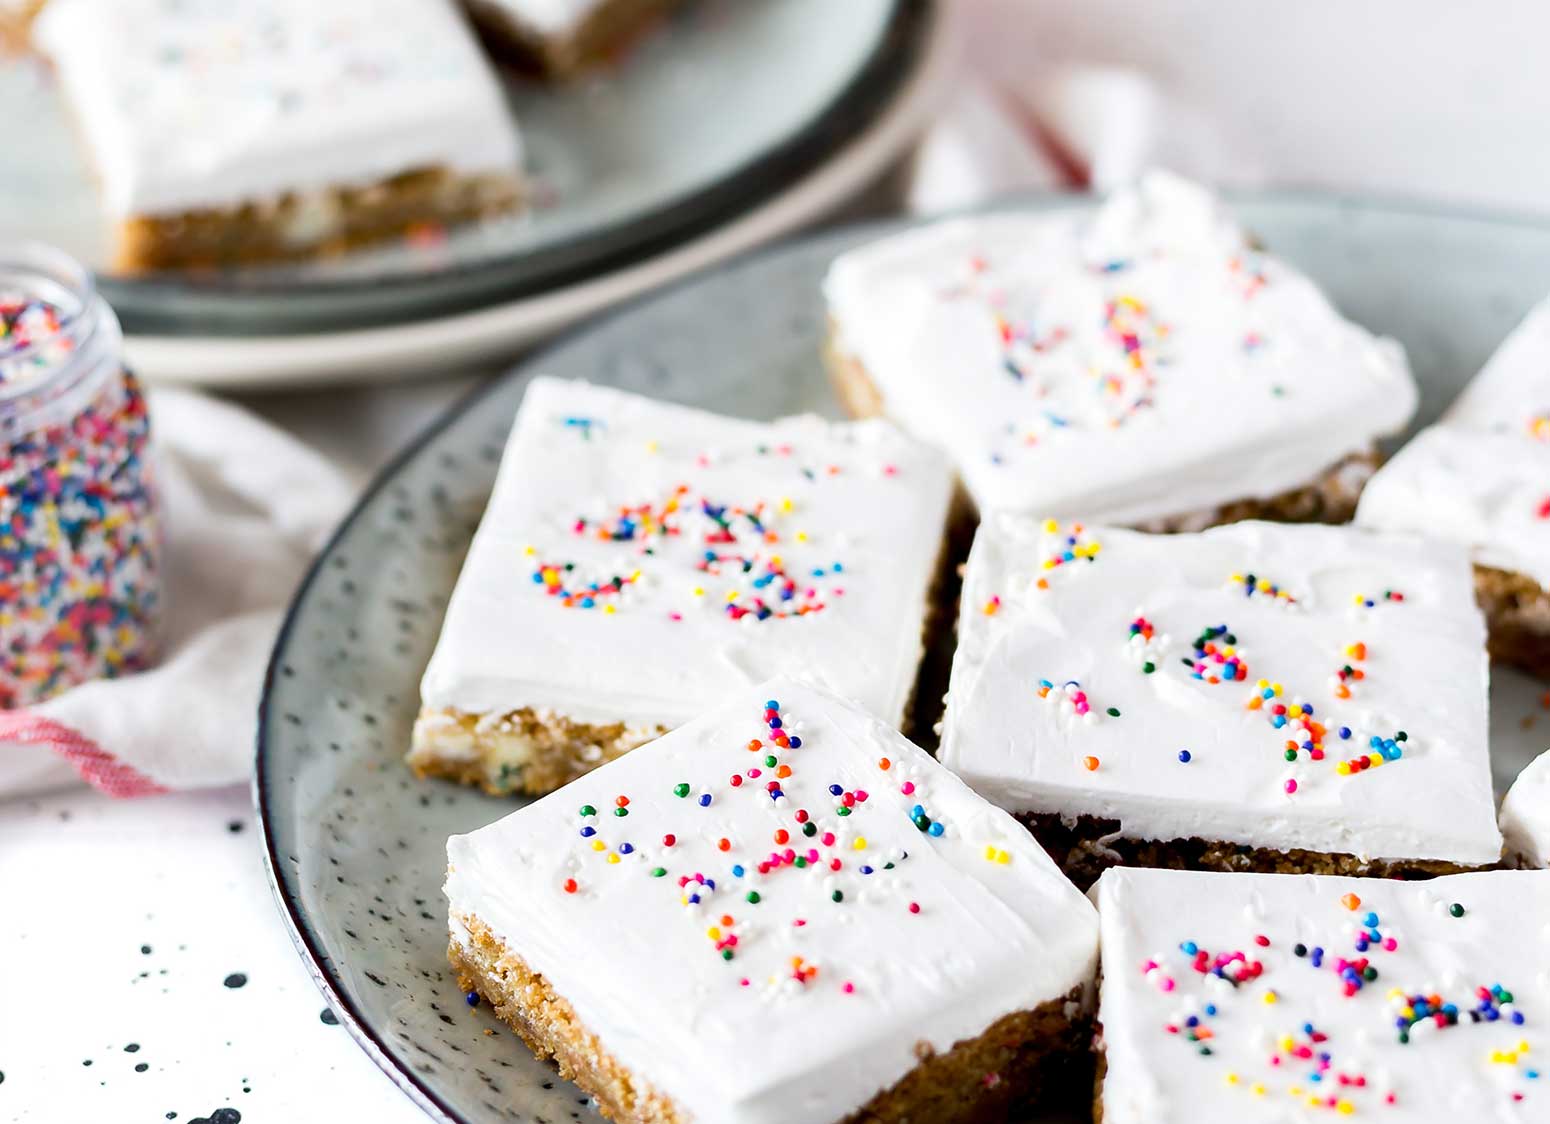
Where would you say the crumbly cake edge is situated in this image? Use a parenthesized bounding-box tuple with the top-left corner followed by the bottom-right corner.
(110, 165, 522, 273)
(1017, 810, 1498, 894)
(450, 909, 1095, 1124)
(409, 706, 667, 797)
(1474, 564, 1550, 680)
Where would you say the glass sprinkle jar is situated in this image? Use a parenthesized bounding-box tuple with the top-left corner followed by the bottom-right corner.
(0, 244, 161, 709)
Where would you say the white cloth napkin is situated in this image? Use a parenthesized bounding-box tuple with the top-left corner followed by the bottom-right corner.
(0, 388, 356, 798)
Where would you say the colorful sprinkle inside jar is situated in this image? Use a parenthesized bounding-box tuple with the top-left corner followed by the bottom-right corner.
(0, 244, 161, 709)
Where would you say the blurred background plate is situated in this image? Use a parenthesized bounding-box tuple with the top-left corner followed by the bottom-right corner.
(0, 0, 933, 347)
(259, 191, 1550, 1124)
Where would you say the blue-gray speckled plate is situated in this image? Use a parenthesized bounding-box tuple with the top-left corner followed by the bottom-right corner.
(256, 193, 1550, 1123)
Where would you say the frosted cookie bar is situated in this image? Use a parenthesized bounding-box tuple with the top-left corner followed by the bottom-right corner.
(411, 377, 953, 795)
(940, 516, 1502, 886)
(447, 677, 1100, 1123)
(824, 172, 1417, 529)
(1502, 750, 1550, 869)
(1358, 294, 1550, 678)
(33, 0, 524, 271)
(1092, 866, 1548, 1122)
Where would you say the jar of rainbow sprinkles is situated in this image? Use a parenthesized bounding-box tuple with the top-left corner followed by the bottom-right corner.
(0, 244, 161, 709)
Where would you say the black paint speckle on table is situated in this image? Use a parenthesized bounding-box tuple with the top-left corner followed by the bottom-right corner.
(188, 1109, 241, 1124)
(222, 972, 248, 989)
(319, 1007, 339, 1026)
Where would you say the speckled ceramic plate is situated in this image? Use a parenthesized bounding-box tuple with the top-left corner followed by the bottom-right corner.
(257, 194, 1550, 1124)
(0, 0, 927, 336)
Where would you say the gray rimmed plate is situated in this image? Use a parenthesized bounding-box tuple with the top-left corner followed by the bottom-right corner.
(257, 193, 1550, 1123)
(0, 0, 927, 336)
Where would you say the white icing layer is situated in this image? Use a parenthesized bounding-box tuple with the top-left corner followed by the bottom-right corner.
(1357, 295, 1550, 590)
(421, 377, 954, 730)
(940, 516, 1502, 866)
(1094, 866, 1550, 1123)
(1502, 751, 1550, 869)
(447, 676, 1099, 1124)
(33, 0, 523, 216)
(824, 172, 1417, 523)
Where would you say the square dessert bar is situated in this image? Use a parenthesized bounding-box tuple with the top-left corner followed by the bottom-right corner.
(939, 516, 1502, 887)
(1501, 751, 1550, 869)
(33, 0, 524, 272)
(463, 0, 683, 77)
(1358, 294, 1550, 678)
(823, 172, 1418, 529)
(1093, 866, 1549, 1123)
(447, 677, 1101, 1124)
(412, 377, 954, 796)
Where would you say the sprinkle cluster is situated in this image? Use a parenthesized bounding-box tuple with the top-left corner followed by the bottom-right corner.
(554, 698, 1016, 998)
(525, 424, 880, 623)
(1230, 571, 1298, 606)
(1142, 888, 1537, 1112)
(1, 301, 160, 709)
(0, 293, 73, 387)
(1186, 624, 1248, 684)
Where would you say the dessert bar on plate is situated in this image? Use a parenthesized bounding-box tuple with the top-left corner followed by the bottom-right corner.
(32, 0, 524, 272)
(463, 0, 683, 77)
(823, 172, 1418, 529)
(1357, 293, 1550, 678)
(446, 676, 1100, 1124)
(1092, 866, 1548, 1122)
(412, 377, 953, 795)
(1501, 751, 1550, 869)
(939, 516, 1502, 886)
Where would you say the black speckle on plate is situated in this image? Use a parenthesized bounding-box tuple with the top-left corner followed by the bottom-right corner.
(320, 1007, 340, 1026)
(222, 972, 248, 989)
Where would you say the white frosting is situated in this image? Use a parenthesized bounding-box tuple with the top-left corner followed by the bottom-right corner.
(1502, 751, 1550, 869)
(1094, 866, 1550, 1122)
(446, 676, 1099, 1124)
(939, 516, 1502, 866)
(1357, 295, 1550, 590)
(33, 0, 523, 216)
(823, 172, 1417, 523)
(420, 377, 954, 730)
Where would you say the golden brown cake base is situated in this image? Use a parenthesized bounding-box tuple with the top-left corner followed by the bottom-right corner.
(451, 911, 1093, 1124)
(464, 0, 683, 79)
(111, 166, 522, 273)
(0, 0, 44, 52)
(825, 331, 1379, 532)
(1017, 811, 1490, 893)
(1475, 564, 1550, 680)
(409, 707, 666, 796)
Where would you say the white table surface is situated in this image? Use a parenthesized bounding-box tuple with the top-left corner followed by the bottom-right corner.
(0, 378, 472, 1124)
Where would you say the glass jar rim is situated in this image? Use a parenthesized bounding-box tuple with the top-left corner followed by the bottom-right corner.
(0, 241, 106, 406)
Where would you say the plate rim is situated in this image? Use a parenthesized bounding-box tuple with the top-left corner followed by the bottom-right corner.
(101, 0, 934, 334)
(254, 187, 1550, 1124)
